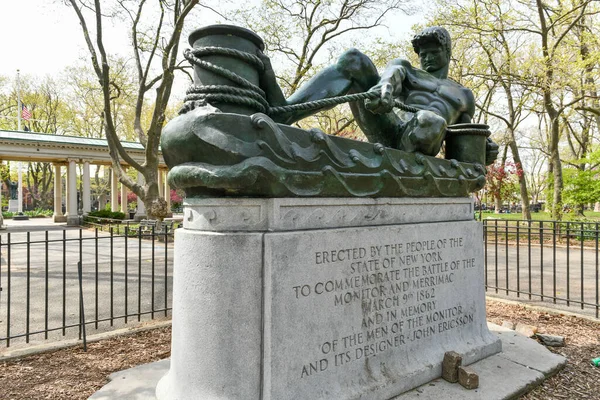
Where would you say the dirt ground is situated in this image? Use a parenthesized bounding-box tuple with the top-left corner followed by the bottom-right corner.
(0, 300, 598, 400)
(486, 300, 600, 400)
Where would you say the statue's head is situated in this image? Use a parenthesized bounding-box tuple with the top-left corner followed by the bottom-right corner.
(411, 27, 451, 74)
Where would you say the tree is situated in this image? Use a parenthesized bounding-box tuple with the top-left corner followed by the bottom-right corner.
(423, 0, 600, 220)
(62, 59, 136, 140)
(562, 148, 600, 213)
(237, 0, 412, 94)
(561, 8, 600, 215)
(65, 0, 200, 220)
(25, 162, 54, 209)
(531, 0, 597, 220)
(486, 160, 522, 213)
(428, 0, 536, 219)
(234, 0, 413, 136)
(0, 75, 74, 209)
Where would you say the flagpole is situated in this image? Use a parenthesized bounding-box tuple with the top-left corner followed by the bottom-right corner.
(15, 70, 24, 214)
(16, 69, 22, 132)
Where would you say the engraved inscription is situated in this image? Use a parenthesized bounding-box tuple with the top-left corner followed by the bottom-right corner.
(292, 235, 476, 378)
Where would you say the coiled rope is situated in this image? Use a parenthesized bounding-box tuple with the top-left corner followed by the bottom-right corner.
(182, 46, 490, 137)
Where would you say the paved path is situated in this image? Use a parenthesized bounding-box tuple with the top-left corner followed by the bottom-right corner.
(0, 218, 174, 353)
(485, 242, 599, 318)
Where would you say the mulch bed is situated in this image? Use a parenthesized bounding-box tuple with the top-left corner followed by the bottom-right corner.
(486, 300, 600, 400)
(0, 300, 598, 399)
(0, 327, 171, 400)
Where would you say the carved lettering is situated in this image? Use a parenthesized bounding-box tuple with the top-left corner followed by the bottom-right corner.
(295, 234, 477, 378)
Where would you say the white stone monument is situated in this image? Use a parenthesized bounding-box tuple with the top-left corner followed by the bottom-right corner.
(7, 199, 18, 213)
(156, 197, 501, 400)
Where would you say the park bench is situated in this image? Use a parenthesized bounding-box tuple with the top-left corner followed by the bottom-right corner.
(138, 219, 182, 235)
(139, 219, 158, 234)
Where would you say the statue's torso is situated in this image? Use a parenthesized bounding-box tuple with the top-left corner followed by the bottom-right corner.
(399, 65, 472, 124)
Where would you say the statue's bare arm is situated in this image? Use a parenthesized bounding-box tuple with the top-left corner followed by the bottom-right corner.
(364, 59, 411, 114)
(457, 88, 476, 123)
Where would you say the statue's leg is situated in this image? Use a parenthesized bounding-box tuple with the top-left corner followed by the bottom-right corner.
(278, 48, 401, 143)
(396, 110, 446, 156)
(338, 50, 403, 148)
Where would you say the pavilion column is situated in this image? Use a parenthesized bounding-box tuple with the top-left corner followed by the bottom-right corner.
(82, 161, 91, 214)
(17, 162, 23, 213)
(163, 170, 171, 213)
(134, 171, 146, 221)
(120, 167, 128, 214)
(0, 167, 4, 229)
(66, 159, 79, 226)
(111, 168, 119, 212)
(53, 163, 66, 223)
(158, 169, 164, 198)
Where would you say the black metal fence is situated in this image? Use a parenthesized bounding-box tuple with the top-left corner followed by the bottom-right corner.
(483, 219, 599, 318)
(1, 219, 598, 349)
(0, 226, 174, 349)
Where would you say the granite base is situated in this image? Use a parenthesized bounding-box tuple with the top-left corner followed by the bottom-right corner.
(153, 197, 502, 399)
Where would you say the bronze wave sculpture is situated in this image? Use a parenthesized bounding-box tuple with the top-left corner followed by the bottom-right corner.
(161, 25, 497, 198)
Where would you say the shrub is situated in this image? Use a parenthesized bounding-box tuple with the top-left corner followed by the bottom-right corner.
(24, 208, 53, 218)
(88, 210, 126, 220)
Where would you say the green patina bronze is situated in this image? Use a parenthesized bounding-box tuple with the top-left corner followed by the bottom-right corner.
(161, 24, 498, 198)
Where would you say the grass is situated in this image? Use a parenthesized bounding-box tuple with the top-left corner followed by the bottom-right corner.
(481, 214, 600, 246)
(477, 211, 600, 222)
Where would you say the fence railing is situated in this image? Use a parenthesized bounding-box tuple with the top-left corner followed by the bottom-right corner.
(483, 219, 599, 318)
(1, 219, 597, 350)
(0, 226, 174, 349)
(81, 215, 182, 234)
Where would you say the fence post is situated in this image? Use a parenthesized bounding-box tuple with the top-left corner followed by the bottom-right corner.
(6, 232, 11, 347)
(0, 235, 2, 323)
(596, 222, 600, 318)
(78, 261, 87, 351)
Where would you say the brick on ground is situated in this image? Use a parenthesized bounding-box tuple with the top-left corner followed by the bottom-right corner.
(442, 351, 462, 383)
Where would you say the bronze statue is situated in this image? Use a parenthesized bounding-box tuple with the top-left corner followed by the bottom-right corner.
(260, 26, 498, 163)
(8, 181, 17, 200)
(161, 24, 493, 198)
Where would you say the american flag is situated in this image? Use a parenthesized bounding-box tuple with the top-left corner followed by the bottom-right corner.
(21, 104, 32, 121)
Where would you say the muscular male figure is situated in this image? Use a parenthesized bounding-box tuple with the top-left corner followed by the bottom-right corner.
(259, 26, 497, 163)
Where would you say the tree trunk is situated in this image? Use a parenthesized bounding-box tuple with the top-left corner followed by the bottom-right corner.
(494, 196, 502, 214)
(550, 120, 563, 220)
(508, 140, 531, 220)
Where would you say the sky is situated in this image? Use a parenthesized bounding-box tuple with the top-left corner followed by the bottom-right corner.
(1, 1, 202, 83)
(0, 1, 426, 81)
(1, 1, 97, 78)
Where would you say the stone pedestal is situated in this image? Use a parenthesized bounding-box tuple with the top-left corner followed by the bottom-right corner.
(53, 215, 67, 223)
(156, 197, 501, 400)
(8, 199, 18, 212)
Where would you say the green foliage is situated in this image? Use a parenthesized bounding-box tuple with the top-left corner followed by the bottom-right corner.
(562, 149, 600, 206)
(479, 211, 600, 222)
(0, 210, 51, 219)
(88, 210, 126, 220)
(24, 208, 53, 218)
